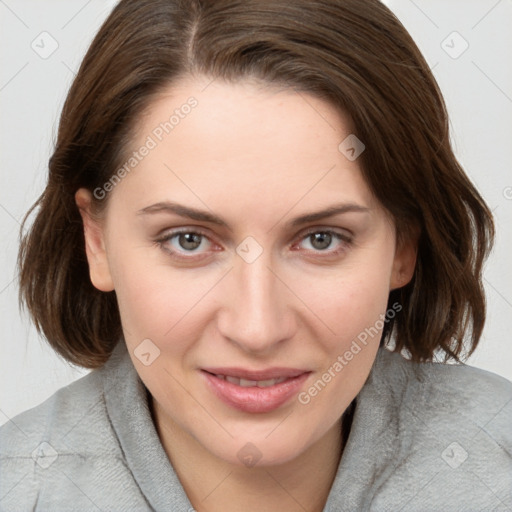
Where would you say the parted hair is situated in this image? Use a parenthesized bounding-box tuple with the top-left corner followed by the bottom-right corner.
(18, 0, 494, 368)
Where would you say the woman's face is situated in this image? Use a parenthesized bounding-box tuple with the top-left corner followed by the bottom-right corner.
(77, 77, 415, 467)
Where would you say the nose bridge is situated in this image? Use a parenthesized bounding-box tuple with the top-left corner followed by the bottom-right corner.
(218, 247, 293, 352)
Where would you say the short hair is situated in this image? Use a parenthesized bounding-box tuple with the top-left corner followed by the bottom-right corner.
(18, 0, 494, 369)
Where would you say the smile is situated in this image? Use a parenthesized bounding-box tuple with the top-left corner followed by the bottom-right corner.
(213, 375, 288, 387)
(201, 368, 311, 413)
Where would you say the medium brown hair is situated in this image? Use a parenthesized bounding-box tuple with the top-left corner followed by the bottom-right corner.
(18, 0, 494, 368)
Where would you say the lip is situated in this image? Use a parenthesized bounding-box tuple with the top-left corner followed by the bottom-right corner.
(201, 366, 307, 380)
(201, 367, 311, 413)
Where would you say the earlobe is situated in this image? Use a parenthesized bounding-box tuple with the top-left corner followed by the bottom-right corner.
(75, 188, 115, 292)
(390, 233, 418, 291)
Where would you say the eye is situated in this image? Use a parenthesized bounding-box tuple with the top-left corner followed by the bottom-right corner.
(155, 229, 215, 259)
(296, 229, 352, 255)
(155, 227, 353, 262)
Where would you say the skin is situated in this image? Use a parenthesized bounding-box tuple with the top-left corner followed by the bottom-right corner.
(76, 76, 416, 512)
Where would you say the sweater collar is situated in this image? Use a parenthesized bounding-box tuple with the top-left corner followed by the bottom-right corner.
(101, 339, 193, 510)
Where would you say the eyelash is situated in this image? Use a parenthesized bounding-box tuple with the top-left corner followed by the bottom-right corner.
(154, 227, 353, 262)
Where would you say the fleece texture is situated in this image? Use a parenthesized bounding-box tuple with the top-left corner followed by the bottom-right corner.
(1, 340, 511, 511)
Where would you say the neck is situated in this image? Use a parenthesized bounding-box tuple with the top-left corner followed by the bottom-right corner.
(151, 398, 347, 512)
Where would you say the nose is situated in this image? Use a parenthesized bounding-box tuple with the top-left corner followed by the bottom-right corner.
(216, 249, 296, 355)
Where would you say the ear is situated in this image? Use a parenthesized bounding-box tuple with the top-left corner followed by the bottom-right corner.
(389, 229, 418, 291)
(75, 188, 115, 292)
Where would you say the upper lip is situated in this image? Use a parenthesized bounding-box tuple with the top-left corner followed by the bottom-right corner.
(201, 367, 309, 380)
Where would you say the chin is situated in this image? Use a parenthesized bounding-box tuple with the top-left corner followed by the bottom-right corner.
(202, 426, 315, 468)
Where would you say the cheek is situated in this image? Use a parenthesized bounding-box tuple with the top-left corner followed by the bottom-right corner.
(109, 214, 395, 345)
(293, 258, 394, 345)
(108, 247, 193, 339)
(293, 271, 390, 436)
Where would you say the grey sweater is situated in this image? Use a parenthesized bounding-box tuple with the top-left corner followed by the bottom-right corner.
(1, 340, 511, 511)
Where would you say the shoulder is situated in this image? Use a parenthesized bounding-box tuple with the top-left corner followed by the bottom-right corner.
(0, 367, 112, 457)
(0, 364, 135, 510)
(367, 348, 512, 510)
(0, 371, 102, 452)
(375, 347, 512, 409)
(374, 347, 512, 428)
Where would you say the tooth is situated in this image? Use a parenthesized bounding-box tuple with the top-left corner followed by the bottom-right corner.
(239, 379, 258, 387)
(257, 379, 276, 388)
(219, 375, 290, 387)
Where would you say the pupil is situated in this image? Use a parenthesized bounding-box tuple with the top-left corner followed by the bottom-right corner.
(179, 233, 202, 250)
(311, 232, 331, 250)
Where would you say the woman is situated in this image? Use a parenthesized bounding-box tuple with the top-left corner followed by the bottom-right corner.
(1, 0, 510, 510)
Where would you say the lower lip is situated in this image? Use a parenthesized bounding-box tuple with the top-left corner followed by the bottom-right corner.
(202, 371, 310, 413)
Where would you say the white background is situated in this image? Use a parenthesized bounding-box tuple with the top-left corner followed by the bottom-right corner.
(1, 0, 511, 427)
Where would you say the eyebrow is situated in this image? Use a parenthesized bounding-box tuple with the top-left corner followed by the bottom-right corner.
(136, 201, 370, 229)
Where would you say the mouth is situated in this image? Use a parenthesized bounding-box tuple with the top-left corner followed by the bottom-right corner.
(201, 367, 311, 413)
(212, 374, 289, 387)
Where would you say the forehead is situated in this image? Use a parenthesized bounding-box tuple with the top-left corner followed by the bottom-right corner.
(110, 77, 378, 217)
